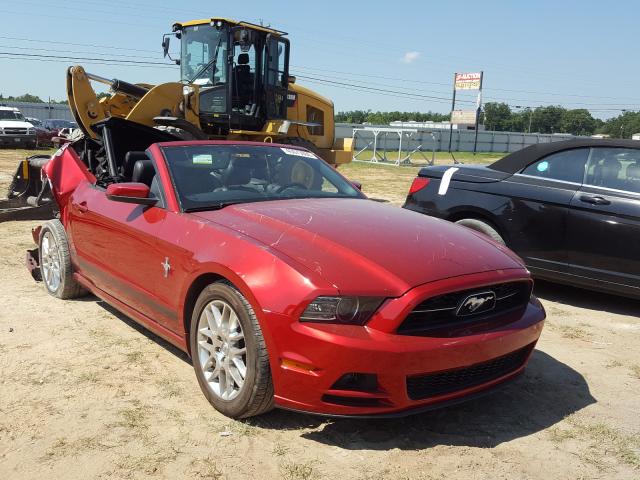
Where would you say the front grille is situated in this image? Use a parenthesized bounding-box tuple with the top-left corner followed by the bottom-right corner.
(398, 281, 531, 336)
(3, 128, 28, 135)
(406, 343, 534, 400)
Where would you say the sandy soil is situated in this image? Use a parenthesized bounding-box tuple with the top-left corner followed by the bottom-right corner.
(1, 151, 639, 479)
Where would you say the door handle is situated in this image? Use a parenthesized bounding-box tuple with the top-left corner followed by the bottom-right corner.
(579, 195, 610, 206)
(75, 201, 88, 213)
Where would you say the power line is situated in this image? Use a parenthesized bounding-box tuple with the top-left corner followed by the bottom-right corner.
(0, 51, 177, 66)
(0, 35, 161, 54)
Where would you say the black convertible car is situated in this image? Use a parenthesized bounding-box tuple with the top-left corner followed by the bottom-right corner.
(403, 139, 640, 299)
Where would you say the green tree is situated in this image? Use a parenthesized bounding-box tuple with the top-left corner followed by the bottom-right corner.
(599, 111, 640, 138)
(560, 109, 597, 135)
(530, 105, 564, 133)
(334, 110, 449, 124)
(482, 102, 512, 131)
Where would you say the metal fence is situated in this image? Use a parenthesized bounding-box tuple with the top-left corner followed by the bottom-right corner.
(336, 123, 576, 158)
(1, 101, 73, 121)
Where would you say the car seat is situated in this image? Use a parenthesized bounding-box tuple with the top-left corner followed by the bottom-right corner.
(626, 162, 640, 193)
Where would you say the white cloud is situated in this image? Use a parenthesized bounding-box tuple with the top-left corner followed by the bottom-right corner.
(400, 51, 421, 64)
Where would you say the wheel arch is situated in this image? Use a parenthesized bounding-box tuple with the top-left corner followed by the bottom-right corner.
(180, 268, 267, 358)
(446, 208, 509, 244)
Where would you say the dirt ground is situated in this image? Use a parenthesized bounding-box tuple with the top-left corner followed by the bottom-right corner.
(1, 149, 639, 479)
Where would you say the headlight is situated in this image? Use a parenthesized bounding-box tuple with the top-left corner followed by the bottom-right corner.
(300, 296, 385, 325)
(0, 127, 4, 134)
(27, 128, 35, 135)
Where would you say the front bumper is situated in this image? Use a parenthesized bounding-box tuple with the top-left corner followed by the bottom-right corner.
(0, 134, 37, 147)
(267, 270, 545, 416)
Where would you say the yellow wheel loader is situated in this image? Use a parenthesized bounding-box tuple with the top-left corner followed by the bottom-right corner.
(1, 17, 354, 221)
(68, 18, 352, 165)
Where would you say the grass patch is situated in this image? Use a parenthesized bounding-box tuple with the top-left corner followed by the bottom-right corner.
(556, 415, 640, 468)
(272, 443, 289, 456)
(115, 401, 150, 431)
(559, 325, 591, 340)
(190, 457, 224, 479)
(78, 371, 100, 383)
(630, 364, 640, 379)
(116, 446, 182, 476)
(155, 377, 183, 399)
(124, 350, 145, 364)
(280, 460, 319, 480)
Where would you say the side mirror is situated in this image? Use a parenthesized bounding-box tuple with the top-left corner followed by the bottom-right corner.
(351, 181, 362, 191)
(162, 36, 170, 58)
(106, 183, 157, 206)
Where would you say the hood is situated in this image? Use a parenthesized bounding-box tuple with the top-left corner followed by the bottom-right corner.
(192, 198, 525, 296)
(0, 120, 33, 128)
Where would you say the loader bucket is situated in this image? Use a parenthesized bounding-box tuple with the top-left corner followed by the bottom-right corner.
(0, 155, 55, 222)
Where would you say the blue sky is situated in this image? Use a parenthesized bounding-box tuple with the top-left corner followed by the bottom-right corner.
(0, 0, 638, 118)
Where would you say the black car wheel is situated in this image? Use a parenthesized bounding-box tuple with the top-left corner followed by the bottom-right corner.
(455, 218, 506, 245)
(190, 281, 274, 419)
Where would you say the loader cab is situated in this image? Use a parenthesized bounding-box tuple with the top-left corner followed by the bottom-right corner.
(172, 19, 290, 135)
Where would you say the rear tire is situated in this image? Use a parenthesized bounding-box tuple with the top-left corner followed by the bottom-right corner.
(39, 219, 87, 299)
(190, 281, 274, 419)
(455, 218, 506, 245)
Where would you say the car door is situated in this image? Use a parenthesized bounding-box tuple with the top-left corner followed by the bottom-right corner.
(567, 147, 640, 291)
(505, 148, 590, 275)
(67, 173, 175, 329)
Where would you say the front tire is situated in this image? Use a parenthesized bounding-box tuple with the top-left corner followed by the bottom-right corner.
(39, 219, 87, 299)
(190, 282, 274, 419)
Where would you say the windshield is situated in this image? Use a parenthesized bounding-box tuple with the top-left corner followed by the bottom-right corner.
(0, 110, 23, 120)
(161, 144, 363, 211)
(46, 119, 76, 128)
(181, 24, 228, 86)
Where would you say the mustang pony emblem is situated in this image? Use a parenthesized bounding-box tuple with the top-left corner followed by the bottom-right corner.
(456, 291, 496, 316)
(161, 257, 171, 278)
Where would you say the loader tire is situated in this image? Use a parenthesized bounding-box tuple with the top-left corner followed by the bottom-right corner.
(39, 219, 87, 299)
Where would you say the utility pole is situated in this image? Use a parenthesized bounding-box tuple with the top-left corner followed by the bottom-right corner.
(473, 71, 484, 154)
(448, 72, 457, 153)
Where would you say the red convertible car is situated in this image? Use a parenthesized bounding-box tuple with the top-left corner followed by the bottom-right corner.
(29, 119, 545, 418)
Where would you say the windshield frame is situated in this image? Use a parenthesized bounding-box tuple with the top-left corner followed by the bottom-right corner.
(158, 143, 365, 213)
(180, 24, 229, 86)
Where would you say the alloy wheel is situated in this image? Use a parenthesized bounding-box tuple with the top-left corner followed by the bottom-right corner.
(41, 231, 61, 292)
(197, 300, 247, 401)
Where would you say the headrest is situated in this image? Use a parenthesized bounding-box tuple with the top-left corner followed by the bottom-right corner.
(627, 162, 640, 179)
(123, 151, 149, 179)
(131, 159, 156, 186)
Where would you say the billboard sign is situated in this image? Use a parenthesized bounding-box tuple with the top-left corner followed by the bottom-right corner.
(455, 72, 482, 90)
(451, 110, 477, 125)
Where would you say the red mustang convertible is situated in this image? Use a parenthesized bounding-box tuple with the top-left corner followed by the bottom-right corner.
(30, 119, 545, 418)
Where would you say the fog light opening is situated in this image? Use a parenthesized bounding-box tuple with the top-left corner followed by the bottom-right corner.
(330, 373, 378, 393)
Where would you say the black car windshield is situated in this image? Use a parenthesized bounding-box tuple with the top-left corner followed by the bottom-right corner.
(161, 144, 363, 211)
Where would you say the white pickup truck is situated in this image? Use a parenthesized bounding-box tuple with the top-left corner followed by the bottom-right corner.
(0, 106, 37, 148)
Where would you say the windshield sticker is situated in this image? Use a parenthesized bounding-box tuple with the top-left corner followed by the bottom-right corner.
(281, 147, 317, 159)
(192, 154, 213, 164)
(438, 167, 459, 195)
(537, 161, 549, 172)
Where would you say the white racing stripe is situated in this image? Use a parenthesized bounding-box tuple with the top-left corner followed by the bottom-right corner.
(438, 167, 459, 195)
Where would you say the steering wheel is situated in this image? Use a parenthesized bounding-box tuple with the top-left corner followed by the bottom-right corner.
(276, 183, 308, 193)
